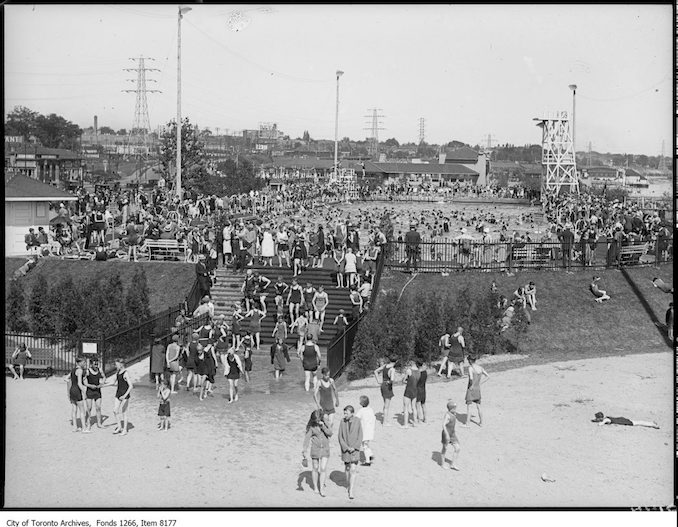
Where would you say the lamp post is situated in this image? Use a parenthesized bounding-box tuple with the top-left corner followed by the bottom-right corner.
(568, 84, 577, 160)
(176, 6, 192, 199)
(334, 70, 344, 180)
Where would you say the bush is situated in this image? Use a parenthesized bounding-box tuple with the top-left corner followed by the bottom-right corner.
(6, 279, 30, 332)
(125, 267, 151, 325)
(28, 274, 53, 334)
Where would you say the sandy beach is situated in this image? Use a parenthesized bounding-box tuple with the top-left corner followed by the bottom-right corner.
(4, 351, 673, 508)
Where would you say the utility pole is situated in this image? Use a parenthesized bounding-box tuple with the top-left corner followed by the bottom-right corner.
(176, 6, 192, 199)
(334, 70, 344, 179)
(363, 108, 385, 158)
(123, 56, 160, 159)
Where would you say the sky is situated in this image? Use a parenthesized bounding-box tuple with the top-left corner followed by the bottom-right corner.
(4, 3, 673, 155)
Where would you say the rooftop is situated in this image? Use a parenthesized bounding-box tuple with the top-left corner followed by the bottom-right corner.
(5, 173, 78, 201)
(364, 161, 478, 176)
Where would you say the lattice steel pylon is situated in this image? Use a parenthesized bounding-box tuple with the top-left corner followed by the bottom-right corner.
(363, 108, 385, 157)
(534, 110, 579, 195)
(123, 56, 161, 158)
(418, 117, 425, 144)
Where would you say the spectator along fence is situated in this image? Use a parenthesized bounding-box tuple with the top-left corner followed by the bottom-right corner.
(384, 237, 672, 273)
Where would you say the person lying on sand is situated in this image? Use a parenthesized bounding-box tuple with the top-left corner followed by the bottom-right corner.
(651, 278, 673, 294)
(591, 412, 659, 429)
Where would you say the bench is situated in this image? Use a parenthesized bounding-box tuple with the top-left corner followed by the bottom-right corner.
(140, 239, 188, 261)
(619, 242, 649, 264)
(5, 347, 54, 377)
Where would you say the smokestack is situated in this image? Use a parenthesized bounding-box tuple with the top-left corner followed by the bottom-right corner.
(94, 115, 98, 135)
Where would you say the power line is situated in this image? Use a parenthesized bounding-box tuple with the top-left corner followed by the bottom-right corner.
(363, 108, 385, 157)
(122, 56, 161, 157)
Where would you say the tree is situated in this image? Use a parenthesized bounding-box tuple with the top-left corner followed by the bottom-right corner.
(412, 291, 445, 363)
(302, 130, 311, 142)
(5, 106, 39, 140)
(117, 128, 128, 136)
(213, 157, 265, 196)
(383, 138, 400, 148)
(99, 273, 128, 337)
(6, 279, 30, 332)
(125, 267, 151, 325)
(98, 126, 115, 135)
(28, 274, 53, 334)
(159, 118, 208, 182)
(33, 113, 82, 150)
(447, 140, 466, 148)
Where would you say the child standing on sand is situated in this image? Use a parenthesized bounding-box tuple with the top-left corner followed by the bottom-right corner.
(440, 400, 461, 471)
(157, 380, 171, 431)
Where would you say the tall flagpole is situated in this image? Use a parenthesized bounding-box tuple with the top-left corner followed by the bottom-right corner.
(334, 70, 344, 180)
(176, 7, 192, 198)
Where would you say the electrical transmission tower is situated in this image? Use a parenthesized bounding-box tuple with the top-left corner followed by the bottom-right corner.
(418, 118, 425, 144)
(363, 108, 385, 157)
(534, 110, 579, 196)
(123, 56, 161, 158)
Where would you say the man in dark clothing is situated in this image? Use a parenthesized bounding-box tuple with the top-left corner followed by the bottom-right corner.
(195, 254, 211, 298)
(24, 228, 39, 251)
(558, 224, 575, 271)
(404, 223, 421, 273)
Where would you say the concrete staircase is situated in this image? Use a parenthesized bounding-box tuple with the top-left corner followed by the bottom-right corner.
(210, 263, 357, 355)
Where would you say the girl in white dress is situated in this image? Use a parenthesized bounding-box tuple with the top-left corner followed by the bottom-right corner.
(261, 227, 275, 266)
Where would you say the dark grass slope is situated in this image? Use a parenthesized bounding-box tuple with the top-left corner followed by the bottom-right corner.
(5, 258, 197, 314)
(379, 263, 673, 361)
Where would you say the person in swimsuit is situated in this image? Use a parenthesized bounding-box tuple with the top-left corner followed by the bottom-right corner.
(591, 412, 659, 428)
(301, 409, 333, 497)
(165, 334, 182, 393)
(373, 357, 395, 426)
(184, 333, 200, 393)
(104, 358, 133, 436)
(200, 343, 218, 401)
(287, 278, 303, 323)
(333, 309, 349, 338)
(157, 379, 171, 431)
(314, 367, 340, 428)
(437, 332, 452, 377)
(303, 282, 317, 321)
(66, 356, 87, 433)
(84, 357, 105, 430)
(402, 361, 420, 428)
(415, 360, 428, 424)
(270, 337, 291, 379)
(447, 327, 467, 377)
(290, 312, 309, 353)
(312, 285, 330, 332)
(246, 307, 266, 350)
(242, 341, 253, 383)
(224, 346, 243, 403)
(464, 356, 489, 427)
(440, 400, 461, 471)
(272, 315, 288, 343)
(10, 343, 32, 380)
(590, 275, 610, 303)
(299, 334, 321, 392)
(273, 276, 289, 314)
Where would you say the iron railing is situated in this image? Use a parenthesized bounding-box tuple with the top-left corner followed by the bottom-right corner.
(385, 237, 672, 273)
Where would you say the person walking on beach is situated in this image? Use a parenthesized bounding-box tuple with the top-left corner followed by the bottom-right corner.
(157, 380, 171, 431)
(299, 334, 321, 392)
(314, 367, 340, 428)
(374, 357, 395, 426)
(440, 400, 461, 471)
(464, 356, 489, 427)
(338, 405, 363, 500)
(224, 346, 243, 403)
(402, 361, 420, 428)
(84, 357, 105, 430)
(270, 337, 291, 379)
(356, 396, 376, 466)
(302, 409, 332, 497)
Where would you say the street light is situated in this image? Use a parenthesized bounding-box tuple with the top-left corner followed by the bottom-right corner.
(176, 6, 192, 199)
(334, 70, 344, 180)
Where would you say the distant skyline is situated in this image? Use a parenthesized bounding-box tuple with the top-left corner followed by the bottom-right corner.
(4, 4, 673, 155)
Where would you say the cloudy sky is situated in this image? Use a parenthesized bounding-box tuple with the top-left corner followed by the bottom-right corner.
(4, 3, 672, 154)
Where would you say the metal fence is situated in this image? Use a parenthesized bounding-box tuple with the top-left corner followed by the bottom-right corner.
(385, 237, 673, 273)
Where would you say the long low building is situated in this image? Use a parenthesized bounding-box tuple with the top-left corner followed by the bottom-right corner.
(5, 173, 78, 256)
(363, 161, 479, 186)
